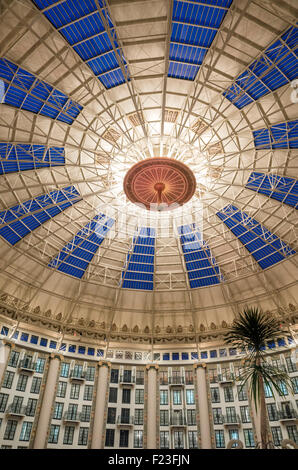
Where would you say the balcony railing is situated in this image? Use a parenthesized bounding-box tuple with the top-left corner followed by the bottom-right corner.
(218, 373, 235, 384)
(6, 404, 26, 417)
(222, 414, 241, 426)
(18, 359, 36, 372)
(63, 411, 81, 422)
(278, 409, 298, 421)
(117, 415, 134, 426)
(69, 370, 86, 381)
(169, 376, 185, 386)
(119, 375, 135, 385)
(170, 415, 187, 426)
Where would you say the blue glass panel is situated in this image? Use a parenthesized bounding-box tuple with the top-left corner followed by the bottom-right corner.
(30, 335, 38, 344)
(122, 227, 155, 290)
(97, 349, 104, 357)
(168, 0, 232, 80)
(229, 348, 236, 356)
(49, 340, 57, 349)
(210, 349, 217, 358)
(267, 340, 275, 349)
(0, 58, 82, 123)
(224, 25, 298, 108)
(40, 338, 48, 347)
(277, 338, 286, 347)
(88, 348, 95, 356)
(163, 353, 170, 361)
(49, 212, 114, 279)
(182, 352, 189, 360)
(59, 343, 66, 351)
(78, 346, 86, 354)
(68, 344, 76, 353)
(172, 353, 179, 360)
(217, 204, 295, 269)
(32, 0, 129, 89)
(191, 352, 198, 360)
(21, 332, 29, 342)
(178, 224, 222, 288)
(1, 326, 9, 336)
(200, 351, 208, 359)
(0, 186, 81, 246)
(13, 331, 19, 339)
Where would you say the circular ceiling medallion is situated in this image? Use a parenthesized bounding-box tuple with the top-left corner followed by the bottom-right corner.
(123, 157, 196, 211)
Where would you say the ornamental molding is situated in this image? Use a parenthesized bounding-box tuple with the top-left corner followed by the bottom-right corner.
(145, 363, 159, 371)
(98, 360, 111, 368)
(193, 362, 207, 369)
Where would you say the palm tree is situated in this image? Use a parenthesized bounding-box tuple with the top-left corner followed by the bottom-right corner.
(224, 307, 293, 449)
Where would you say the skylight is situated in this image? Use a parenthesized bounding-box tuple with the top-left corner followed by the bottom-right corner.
(246, 172, 298, 209)
(0, 144, 65, 175)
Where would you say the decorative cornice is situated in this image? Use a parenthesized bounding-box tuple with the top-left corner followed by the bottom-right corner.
(50, 353, 63, 361)
(146, 363, 159, 371)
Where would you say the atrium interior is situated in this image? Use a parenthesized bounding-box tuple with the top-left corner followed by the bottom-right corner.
(0, 0, 297, 450)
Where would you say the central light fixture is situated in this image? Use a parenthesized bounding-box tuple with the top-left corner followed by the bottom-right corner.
(123, 157, 196, 211)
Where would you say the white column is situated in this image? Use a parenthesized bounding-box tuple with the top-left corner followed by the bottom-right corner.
(33, 354, 61, 449)
(146, 364, 158, 449)
(0, 340, 12, 385)
(91, 361, 110, 449)
(194, 363, 212, 449)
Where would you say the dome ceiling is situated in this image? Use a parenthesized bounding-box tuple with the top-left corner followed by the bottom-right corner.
(0, 0, 297, 342)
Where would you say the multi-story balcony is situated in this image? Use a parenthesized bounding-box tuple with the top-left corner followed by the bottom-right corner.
(222, 414, 241, 426)
(119, 375, 135, 386)
(6, 404, 26, 417)
(170, 415, 187, 427)
(69, 370, 86, 382)
(117, 416, 134, 426)
(63, 411, 81, 423)
(169, 376, 185, 387)
(218, 373, 235, 384)
(18, 359, 36, 372)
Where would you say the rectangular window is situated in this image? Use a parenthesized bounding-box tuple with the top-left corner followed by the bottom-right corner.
(188, 431, 198, 449)
(271, 426, 283, 446)
(19, 422, 32, 441)
(81, 405, 91, 422)
(159, 371, 168, 385)
(119, 430, 129, 448)
(291, 377, 298, 394)
(53, 402, 64, 420)
(212, 408, 223, 425)
(224, 386, 234, 402)
(0, 393, 9, 412)
(160, 390, 168, 405)
(122, 388, 131, 404)
(208, 369, 218, 384)
(285, 357, 297, 373)
(16, 374, 29, 392)
(229, 429, 239, 444)
(266, 403, 278, 421)
(109, 387, 118, 403)
(136, 370, 144, 385)
(67, 404, 78, 420)
(187, 409, 196, 426)
(185, 370, 194, 385)
(4, 420, 18, 440)
(70, 383, 81, 400)
(85, 366, 95, 382)
(160, 431, 169, 449)
(287, 425, 298, 444)
(134, 430, 143, 448)
(160, 410, 169, 426)
(240, 405, 251, 423)
(78, 427, 89, 446)
(26, 398, 37, 417)
(211, 387, 220, 403)
(30, 377, 42, 394)
(135, 389, 144, 404)
(237, 385, 248, 401)
(186, 389, 195, 405)
(226, 406, 237, 423)
(134, 409, 144, 425)
(173, 390, 182, 405)
(56, 381, 67, 398)
(278, 380, 288, 395)
(60, 362, 70, 378)
(35, 358, 45, 374)
(2, 371, 14, 389)
(63, 426, 75, 445)
(120, 408, 130, 424)
(8, 351, 20, 367)
(83, 385, 94, 401)
(105, 429, 115, 447)
(244, 429, 255, 448)
(11, 396, 24, 414)
(110, 369, 119, 383)
(174, 430, 184, 449)
(215, 430, 225, 448)
(107, 407, 116, 424)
